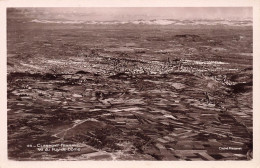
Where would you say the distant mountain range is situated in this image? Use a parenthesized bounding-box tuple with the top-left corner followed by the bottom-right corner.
(30, 19, 252, 26)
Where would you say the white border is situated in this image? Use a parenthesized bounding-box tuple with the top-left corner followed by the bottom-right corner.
(0, 0, 259, 168)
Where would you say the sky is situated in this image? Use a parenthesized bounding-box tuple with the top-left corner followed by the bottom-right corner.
(11, 7, 252, 21)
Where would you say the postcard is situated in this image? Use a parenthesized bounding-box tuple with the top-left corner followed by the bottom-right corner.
(1, 0, 259, 167)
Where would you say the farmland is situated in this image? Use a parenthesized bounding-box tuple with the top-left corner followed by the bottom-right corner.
(7, 11, 253, 160)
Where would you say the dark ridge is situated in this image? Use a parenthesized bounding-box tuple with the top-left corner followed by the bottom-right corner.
(174, 34, 201, 42)
(210, 154, 225, 160)
(7, 72, 64, 80)
(7, 62, 14, 66)
(75, 70, 91, 74)
(243, 67, 253, 71)
(172, 58, 181, 62)
(43, 73, 59, 80)
(149, 153, 162, 160)
(8, 72, 40, 78)
(174, 34, 200, 38)
(53, 88, 68, 92)
(230, 81, 253, 93)
(93, 73, 100, 76)
(109, 72, 131, 79)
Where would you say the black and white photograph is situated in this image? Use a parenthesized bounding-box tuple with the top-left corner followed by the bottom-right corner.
(2, 0, 260, 166)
